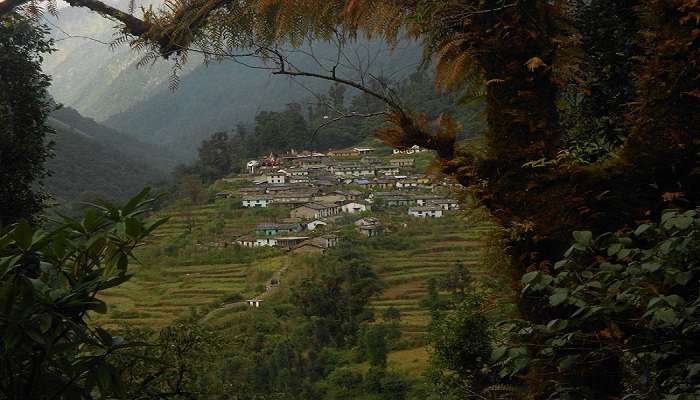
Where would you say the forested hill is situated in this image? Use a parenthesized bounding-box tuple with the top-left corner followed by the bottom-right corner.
(45, 107, 174, 206)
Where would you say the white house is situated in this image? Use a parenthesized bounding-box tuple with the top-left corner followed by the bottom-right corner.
(236, 235, 257, 247)
(341, 201, 370, 214)
(408, 206, 443, 218)
(307, 219, 328, 231)
(427, 198, 460, 211)
(267, 173, 287, 184)
(353, 147, 375, 155)
(415, 195, 441, 206)
(242, 195, 272, 208)
(246, 299, 264, 307)
(246, 160, 260, 174)
(375, 165, 400, 176)
(255, 237, 278, 247)
(393, 145, 424, 155)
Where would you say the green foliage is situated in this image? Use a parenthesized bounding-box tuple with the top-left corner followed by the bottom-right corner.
(359, 325, 390, 367)
(0, 188, 165, 399)
(0, 14, 54, 226)
(429, 296, 492, 393)
(291, 239, 384, 347)
(493, 210, 700, 399)
(112, 321, 226, 399)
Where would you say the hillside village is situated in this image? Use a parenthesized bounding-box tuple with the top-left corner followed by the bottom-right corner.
(216, 146, 462, 254)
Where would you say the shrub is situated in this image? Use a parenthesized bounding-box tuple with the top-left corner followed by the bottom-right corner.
(493, 209, 700, 399)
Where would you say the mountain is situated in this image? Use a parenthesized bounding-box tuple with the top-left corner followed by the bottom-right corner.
(42, 4, 423, 161)
(45, 107, 175, 205)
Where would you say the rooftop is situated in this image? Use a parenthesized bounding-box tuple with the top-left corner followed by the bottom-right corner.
(409, 206, 443, 212)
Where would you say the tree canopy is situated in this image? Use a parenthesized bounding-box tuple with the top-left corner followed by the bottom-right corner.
(0, 13, 54, 227)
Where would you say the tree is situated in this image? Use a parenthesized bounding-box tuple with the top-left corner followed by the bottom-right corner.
(177, 174, 207, 205)
(0, 13, 54, 227)
(360, 325, 389, 367)
(438, 262, 472, 304)
(429, 297, 493, 397)
(196, 131, 234, 182)
(0, 188, 167, 399)
(291, 240, 383, 347)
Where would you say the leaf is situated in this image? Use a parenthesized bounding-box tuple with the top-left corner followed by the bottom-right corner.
(558, 355, 578, 371)
(546, 319, 568, 331)
(642, 262, 661, 273)
(688, 363, 700, 379)
(38, 313, 52, 333)
(673, 217, 693, 230)
(525, 56, 547, 72)
(634, 223, 652, 236)
(675, 271, 693, 286)
(607, 243, 622, 256)
(522, 271, 540, 284)
(123, 187, 151, 214)
(94, 327, 113, 346)
(492, 347, 508, 361)
(145, 217, 170, 234)
(549, 288, 569, 306)
(572, 231, 592, 246)
(12, 220, 33, 251)
(653, 308, 678, 324)
(87, 299, 108, 314)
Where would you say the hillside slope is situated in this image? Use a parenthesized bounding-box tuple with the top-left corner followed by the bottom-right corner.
(45, 107, 174, 204)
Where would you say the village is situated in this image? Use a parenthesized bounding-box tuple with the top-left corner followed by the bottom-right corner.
(214, 145, 462, 258)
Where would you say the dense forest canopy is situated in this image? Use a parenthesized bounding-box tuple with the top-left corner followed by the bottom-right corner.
(1, 0, 699, 399)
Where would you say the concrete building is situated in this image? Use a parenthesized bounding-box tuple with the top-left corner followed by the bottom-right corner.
(390, 158, 415, 168)
(291, 202, 341, 220)
(236, 235, 257, 247)
(427, 198, 460, 211)
(275, 236, 311, 249)
(393, 145, 424, 155)
(292, 234, 340, 254)
(307, 219, 328, 231)
(375, 165, 400, 176)
(255, 237, 278, 247)
(246, 160, 260, 174)
(255, 223, 304, 236)
(246, 299, 264, 307)
(408, 206, 443, 218)
(341, 201, 371, 214)
(266, 173, 287, 184)
(242, 195, 272, 208)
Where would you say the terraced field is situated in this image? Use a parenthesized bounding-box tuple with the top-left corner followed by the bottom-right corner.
(94, 196, 501, 354)
(94, 200, 288, 329)
(369, 215, 497, 344)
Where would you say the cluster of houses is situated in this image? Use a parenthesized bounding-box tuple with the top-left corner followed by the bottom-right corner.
(228, 147, 462, 254)
(233, 187, 374, 253)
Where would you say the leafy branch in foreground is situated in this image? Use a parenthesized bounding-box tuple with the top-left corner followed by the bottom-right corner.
(0, 188, 168, 400)
(493, 210, 700, 399)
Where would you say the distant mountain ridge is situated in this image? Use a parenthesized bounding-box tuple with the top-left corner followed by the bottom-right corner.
(45, 107, 175, 204)
(43, 4, 423, 161)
